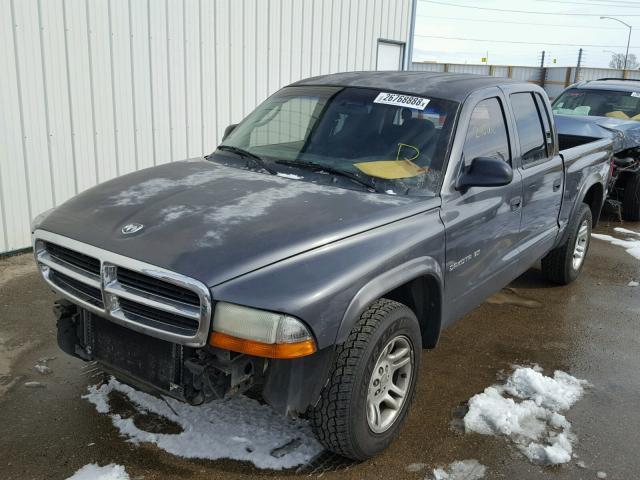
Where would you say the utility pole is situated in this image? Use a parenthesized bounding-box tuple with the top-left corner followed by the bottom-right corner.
(540, 50, 546, 68)
(540, 51, 546, 88)
(575, 48, 583, 83)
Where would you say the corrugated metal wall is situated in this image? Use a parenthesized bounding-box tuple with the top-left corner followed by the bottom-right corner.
(0, 0, 412, 254)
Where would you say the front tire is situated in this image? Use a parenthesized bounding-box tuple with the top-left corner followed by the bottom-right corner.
(311, 299, 421, 460)
(541, 203, 592, 285)
(622, 173, 640, 221)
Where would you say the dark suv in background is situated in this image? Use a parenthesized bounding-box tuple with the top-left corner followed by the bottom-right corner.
(553, 78, 640, 220)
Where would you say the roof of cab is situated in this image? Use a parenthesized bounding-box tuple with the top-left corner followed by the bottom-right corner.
(575, 78, 640, 92)
(289, 71, 524, 103)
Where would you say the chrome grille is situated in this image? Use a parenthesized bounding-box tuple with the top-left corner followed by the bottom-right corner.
(33, 230, 212, 347)
(49, 270, 104, 308)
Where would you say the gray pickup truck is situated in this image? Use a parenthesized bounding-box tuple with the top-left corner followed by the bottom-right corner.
(32, 72, 611, 460)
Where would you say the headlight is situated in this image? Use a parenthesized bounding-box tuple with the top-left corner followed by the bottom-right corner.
(209, 302, 317, 359)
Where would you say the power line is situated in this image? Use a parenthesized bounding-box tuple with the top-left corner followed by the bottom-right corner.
(414, 33, 640, 48)
(415, 13, 635, 29)
(537, 0, 640, 6)
(419, 0, 640, 16)
(560, 0, 640, 4)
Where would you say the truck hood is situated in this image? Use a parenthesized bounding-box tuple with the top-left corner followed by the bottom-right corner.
(554, 114, 640, 153)
(38, 159, 428, 286)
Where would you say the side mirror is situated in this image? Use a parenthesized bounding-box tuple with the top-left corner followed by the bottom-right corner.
(222, 124, 238, 141)
(455, 156, 513, 191)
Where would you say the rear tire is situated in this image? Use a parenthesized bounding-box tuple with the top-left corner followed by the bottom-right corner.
(310, 299, 421, 460)
(622, 173, 640, 221)
(541, 203, 592, 285)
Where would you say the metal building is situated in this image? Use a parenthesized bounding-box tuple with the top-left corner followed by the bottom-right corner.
(0, 0, 415, 255)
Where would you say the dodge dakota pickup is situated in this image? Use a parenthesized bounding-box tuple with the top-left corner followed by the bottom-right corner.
(32, 72, 612, 460)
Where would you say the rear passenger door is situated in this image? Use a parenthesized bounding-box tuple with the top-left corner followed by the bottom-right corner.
(505, 90, 563, 263)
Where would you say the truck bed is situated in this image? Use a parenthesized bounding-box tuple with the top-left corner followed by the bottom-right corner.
(557, 136, 612, 235)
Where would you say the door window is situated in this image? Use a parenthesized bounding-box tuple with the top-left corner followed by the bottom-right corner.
(463, 97, 511, 166)
(510, 92, 547, 166)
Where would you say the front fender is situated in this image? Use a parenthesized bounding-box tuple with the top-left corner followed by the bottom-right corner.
(211, 204, 445, 350)
(336, 256, 444, 344)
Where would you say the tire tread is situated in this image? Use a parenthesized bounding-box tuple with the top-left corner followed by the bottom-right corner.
(541, 203, 591, 285)
(310, 298, 409, 459)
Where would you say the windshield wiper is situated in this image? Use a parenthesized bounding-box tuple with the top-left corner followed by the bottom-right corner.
(216, 145, 277, 175)
(275, 159, 379, 192)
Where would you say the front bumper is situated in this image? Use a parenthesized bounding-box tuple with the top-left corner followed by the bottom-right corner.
(55, 300, 334, 415)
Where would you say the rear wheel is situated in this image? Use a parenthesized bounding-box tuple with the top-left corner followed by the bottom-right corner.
(311, 299, 421, 460)
(622, 173, 640, 221)
(541, 203, 592, 285)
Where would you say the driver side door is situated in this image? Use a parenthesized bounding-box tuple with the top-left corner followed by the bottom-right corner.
(440, 93, 524, 325)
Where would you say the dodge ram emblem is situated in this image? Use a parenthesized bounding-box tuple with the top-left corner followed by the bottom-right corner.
(121, 223, 144, 234)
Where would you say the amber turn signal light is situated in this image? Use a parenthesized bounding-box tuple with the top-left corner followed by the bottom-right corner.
(209, 331, 317, 359)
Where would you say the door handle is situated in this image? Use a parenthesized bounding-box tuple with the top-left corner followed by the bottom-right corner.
(510, 196, 522, 211)
(553, 179, 562, 192)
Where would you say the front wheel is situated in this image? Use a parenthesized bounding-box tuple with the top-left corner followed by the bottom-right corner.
(541, 203, 593, 285)
(310, 299, 421, 460)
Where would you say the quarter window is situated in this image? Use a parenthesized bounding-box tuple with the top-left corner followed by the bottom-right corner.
(510, 92, 547, 166)
(534, 92, 554, 155)
(463, 97, 511, 165)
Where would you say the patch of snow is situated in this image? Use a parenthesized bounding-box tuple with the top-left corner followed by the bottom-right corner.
(66, 463, 129, 480)
(431, 459, 486, 480)
(614, 227, 640, 237)
(385, 189, 397, 195)
(24, 381, 45, 388)
(83, 377, 323, 469)
(277, 173, 303, 180)
(597, 472, 607, 479)
(592, 231, 640, 260)
(405, 462, 427, 472)
(576, 460, 587, 468)
(628, 280, 639, 287)
(463, 366, 589, 465)
(34, 364, 52, 375)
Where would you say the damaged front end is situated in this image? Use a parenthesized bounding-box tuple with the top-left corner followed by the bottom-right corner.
(55, 299, 267, 404)
(54, 299, 334, 415)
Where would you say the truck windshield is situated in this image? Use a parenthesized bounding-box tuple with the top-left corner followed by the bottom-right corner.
(553, 88, 640, 120)
(219, 86, 459, 195)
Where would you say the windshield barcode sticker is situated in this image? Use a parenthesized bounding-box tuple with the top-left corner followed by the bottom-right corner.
(374, 92, 430, 110)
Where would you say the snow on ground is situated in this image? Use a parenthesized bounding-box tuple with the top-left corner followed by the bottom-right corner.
(83, 377, 323, 470)
(592, 227, 640, 260)
(66, 463, 129, 480)
(463, 366, 589, 465)
(431, 460, 486, 480)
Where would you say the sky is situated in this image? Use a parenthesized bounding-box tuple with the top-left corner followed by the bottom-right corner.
(412, 0, 640, 68)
